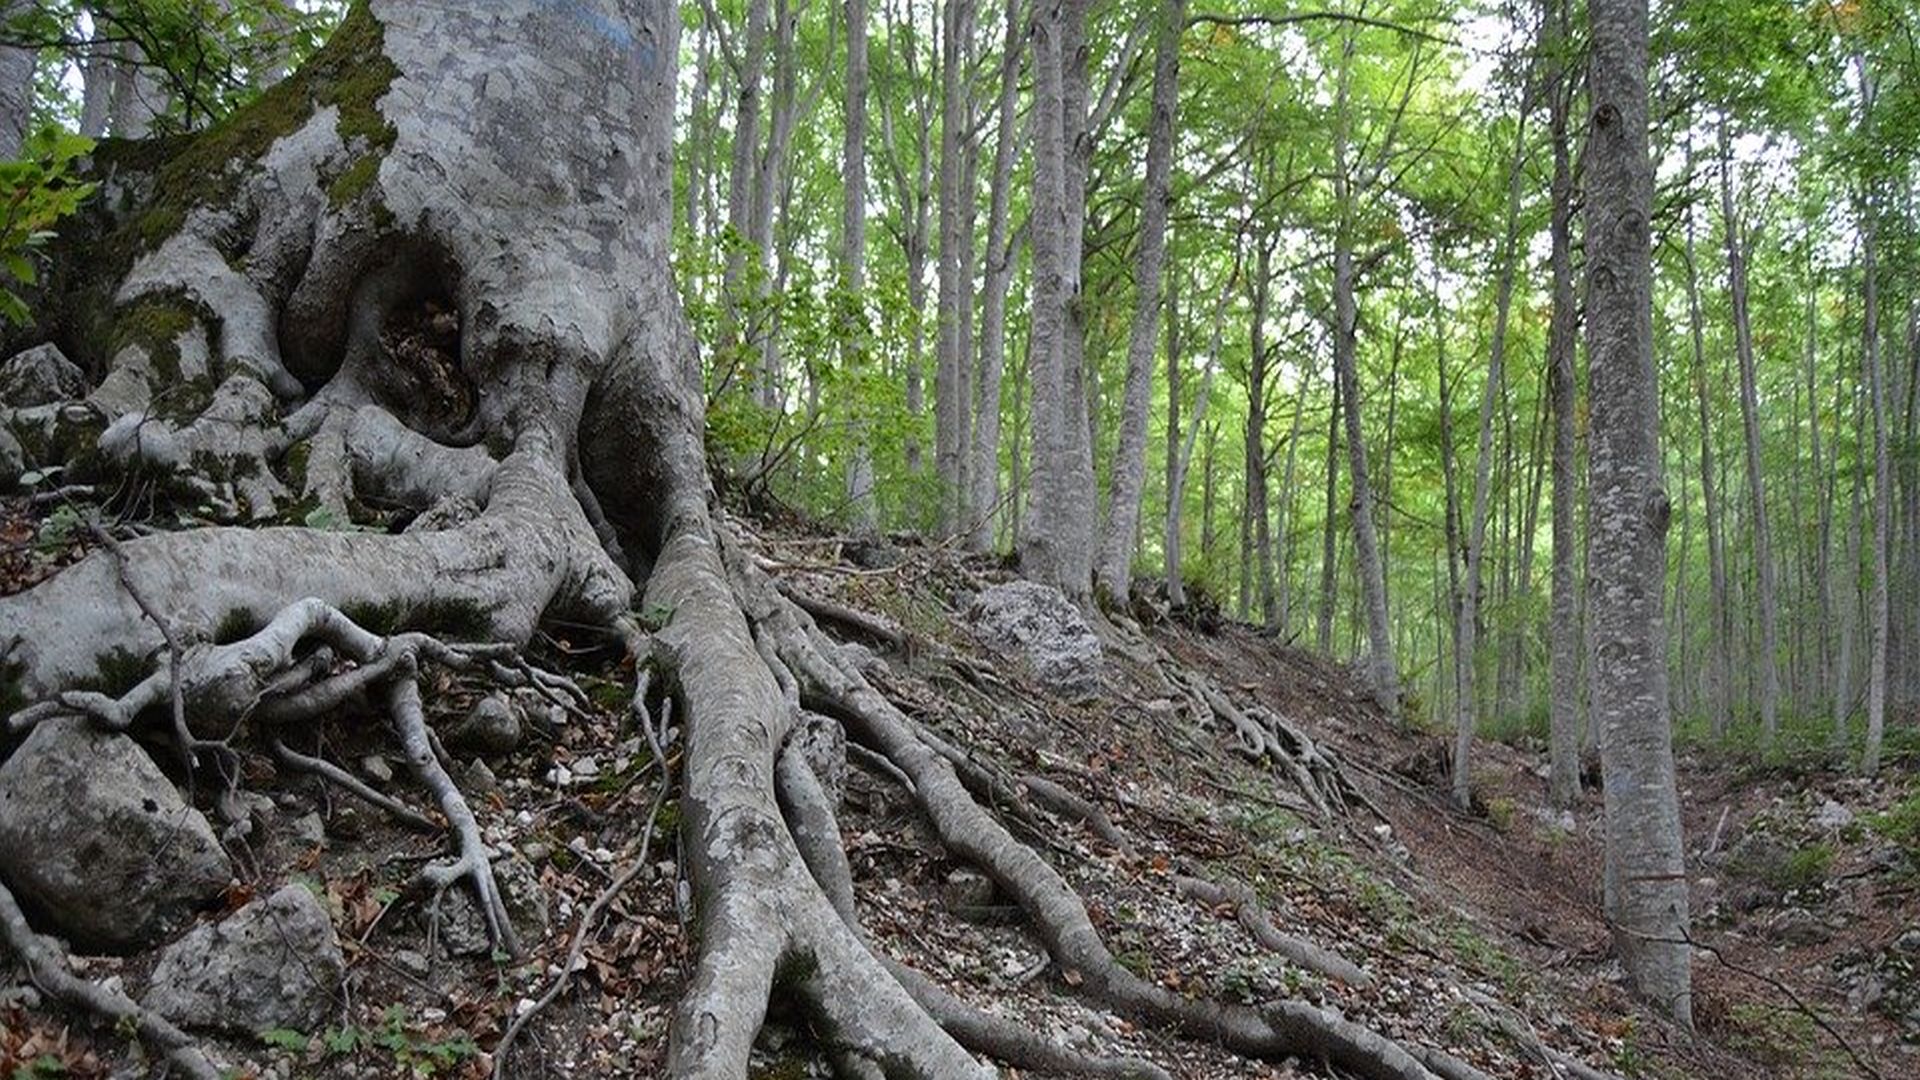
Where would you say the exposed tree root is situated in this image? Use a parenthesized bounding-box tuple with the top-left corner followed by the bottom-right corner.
(1173, 874, 1373, 988)
(0, 880, 221, 1080)
(725, 555, 1445, 1080)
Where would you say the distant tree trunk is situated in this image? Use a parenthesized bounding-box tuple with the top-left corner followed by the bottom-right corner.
(1585, 0, 1691, 1026)
(1274, 381, 1308, 636)
(1835, 397, 1864, 749)
(1167, 255, 1233, 606)
(1244, 233, 1276, 625)
(842, 0, 879, 533)
(877, 4, 935, 474)
(1858, 49, 1891, 776)
(1165, 265, 1185, 603)
(721, 0, 770, 358)
(1716, 118, 1782, 745)
(969, 0, 1023, 551)
(749, 0, 808, 411)
(1329, 32, 1396, 710)
(1453, 81, 1532, 808)
(1317, 375, 1342, 653)
(1096, 0, 1185, 605)
(935, 0, 975, 533)
(1020, 0, 1096, 599)
(78, 42, 115, 139)
(1683, 197, 1732, 739)
(0, 0, 32, 158)
(689, 12, 713, 242)
(1546, 0, 1582, 803)
(1804, 244, 1836, 735)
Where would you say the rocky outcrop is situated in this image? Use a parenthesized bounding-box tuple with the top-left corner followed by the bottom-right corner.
(968, 581, 1104, 697)
(0, 718, 231, 952)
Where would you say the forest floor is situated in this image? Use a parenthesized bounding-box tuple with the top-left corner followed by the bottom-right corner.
(2, 491, 1916, 1080)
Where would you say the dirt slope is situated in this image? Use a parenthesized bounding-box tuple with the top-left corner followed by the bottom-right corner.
(4, 504, 1913, 1079)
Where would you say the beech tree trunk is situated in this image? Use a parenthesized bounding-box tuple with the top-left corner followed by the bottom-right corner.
(1858, 49, 1891, 776)
(841, 0, 879, 532)
(0, 0, 31, 159)
(1683, 191, 1733, 740)
(934, 0, 975, 533)
(1096, 0, 1184, 605)
(968, 0, 1023, 551)
(1716, 118, 1782, 744)
(1585, 0, 1692, 1026)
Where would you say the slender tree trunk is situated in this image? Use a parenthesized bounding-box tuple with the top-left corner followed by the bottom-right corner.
(1683, 199, 1732, 739)
(751, 0, 803, 410)
(1275, 381, 1308, 637)
(1317, 375, 1342, 653)
(969, 0, 1023, 551)
(1454, 83, 1533, 808)
(1859, 52, 1892, 775)
(1329, 30, 1396, 710)
(935, 0, 975, 532)
(722, 0, 770, 360)
(1244, 235, 1276, 626)
(1586, 0, 1691, 1026)
(1547, 0, 1582, 806)
(1097, 0, 1185, 604)
(1167, 255, 1233, 607)
(1716, 118, 1782, 745)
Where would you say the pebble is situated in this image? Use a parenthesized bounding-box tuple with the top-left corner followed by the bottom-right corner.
(360, 755, 394, 784)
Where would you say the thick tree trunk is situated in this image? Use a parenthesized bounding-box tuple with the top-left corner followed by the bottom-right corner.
(842, 0, 879, 533)
(1020, 0, 1096, 600)
(0, 0, 31, 159)
(1585, 0, 1692, 1026)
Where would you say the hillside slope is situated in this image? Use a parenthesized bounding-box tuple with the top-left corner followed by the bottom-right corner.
(3, 500, 1913, 1079)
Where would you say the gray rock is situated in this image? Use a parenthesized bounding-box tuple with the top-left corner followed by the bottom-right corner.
(1813, 799, 1856, 831)
(143, 884, 344, 1034)
(0, 344, 85, 407)
(288, 812, 326, 850)
(0, 719, 232, 952)
(359, 755, 394, 784)
(1771, 908, 1831, 946)
(968, 581, 1105, 696)
(438, 855, 548, 958)
(939, 867, 998, 919)
(445, 693, 522, 757)
(462, 757, 499, 796)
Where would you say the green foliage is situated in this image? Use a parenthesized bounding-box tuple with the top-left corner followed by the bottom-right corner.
(255, 1005, 479, 1078)
(0, 129, 95, 324)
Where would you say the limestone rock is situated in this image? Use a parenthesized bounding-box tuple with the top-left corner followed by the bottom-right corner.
(444, 692, 523, 757)
(0, 718, 231, 952)
(439, 854, 548, 957)
(968, 581, 1104, 696)
(143, 884, 344, 1033)
(0, 344, 85, 407)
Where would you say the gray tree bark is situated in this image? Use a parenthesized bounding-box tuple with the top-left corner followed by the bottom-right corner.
(1683, 188, 1732, 740)
(968, 0, 1023, 551)
(0, 0, 32, 159)
(1585, 0, 1692, 1026)
(1019, 0, 1096, 600)
(934, 0, 975, 533)
(1858, 48, 1891, 776)
(842, 0, 878, 533)
(1715, 117, 1782, 745)
(1096, 0, 1184, 606)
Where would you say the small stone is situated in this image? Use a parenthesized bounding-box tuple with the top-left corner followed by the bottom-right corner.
(437, 855, 549, 958)
(391, 948, 431, 978)
(572, 756, 601, 779)
(521, 842, 552, 865)
(143, 884, 345, 1033)
(1813, 799, 1856, 831)
(446, 693, 523, 757)
(360, 755, 394, 784)
(463, 758, 499, 796)
(288, 812, 326, 849)
(940, 867, 998, 919)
